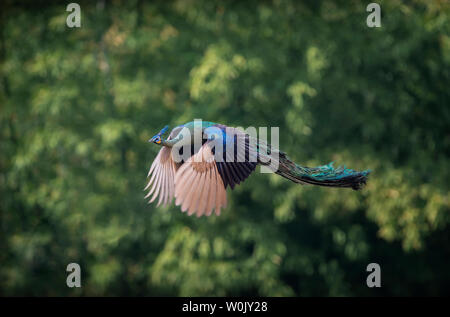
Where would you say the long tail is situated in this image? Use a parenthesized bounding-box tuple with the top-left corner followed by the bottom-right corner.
(272, 152, 370, 190)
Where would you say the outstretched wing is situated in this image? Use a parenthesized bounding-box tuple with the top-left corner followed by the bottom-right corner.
(145, 146, 177, 207)
(207, 125, 258, 189)
(174, 142, 227, 217)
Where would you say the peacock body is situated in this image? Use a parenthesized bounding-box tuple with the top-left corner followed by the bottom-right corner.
(145, 121, 370, 217)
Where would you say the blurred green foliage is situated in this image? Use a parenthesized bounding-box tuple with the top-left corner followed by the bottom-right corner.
(0, 0, 449, 296)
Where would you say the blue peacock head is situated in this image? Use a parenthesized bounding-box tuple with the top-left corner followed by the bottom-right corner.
(149, 125, 169, 145)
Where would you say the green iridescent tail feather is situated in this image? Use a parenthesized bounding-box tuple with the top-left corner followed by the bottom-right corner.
(275, 152, 371, 190)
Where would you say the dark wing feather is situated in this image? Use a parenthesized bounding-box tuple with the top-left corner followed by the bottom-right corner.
(208, 125, 257, 189)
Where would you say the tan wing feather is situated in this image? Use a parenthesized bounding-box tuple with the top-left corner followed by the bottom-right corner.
(205, 167, 217, 216)
(196, 168, 210, 217)
(174, 142, 227, 217)
(145, 146, 177, 207)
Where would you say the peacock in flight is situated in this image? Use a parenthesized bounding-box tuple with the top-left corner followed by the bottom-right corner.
(145, 121, 370, 217)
